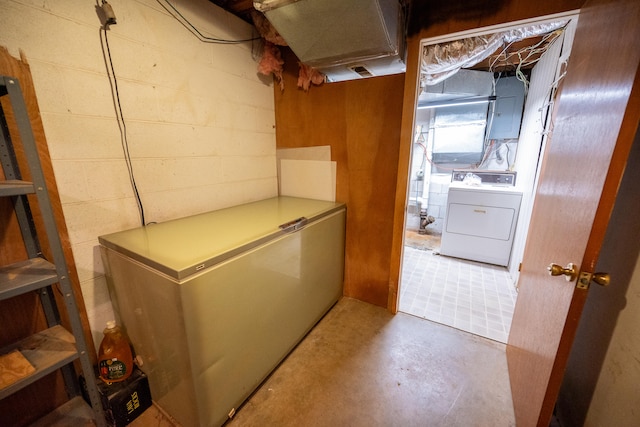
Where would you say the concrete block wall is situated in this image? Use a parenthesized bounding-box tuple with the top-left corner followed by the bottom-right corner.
(405, 172, 450, 235)
(0, 0, 277, 346)
(425, 173, 451, 234)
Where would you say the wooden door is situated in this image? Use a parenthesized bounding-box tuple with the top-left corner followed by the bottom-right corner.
(507, 0, 640, 425)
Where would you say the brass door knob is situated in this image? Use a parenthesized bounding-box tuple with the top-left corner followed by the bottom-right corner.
(577, 270, 612, 289)
(592, 272, 611, 286)
(547, 262, 577, 281)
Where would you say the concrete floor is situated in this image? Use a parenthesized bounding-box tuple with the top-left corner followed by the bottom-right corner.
(225, 297, 515, 427)
(132, 297, 515, 427)
(404, 229, 442, 251)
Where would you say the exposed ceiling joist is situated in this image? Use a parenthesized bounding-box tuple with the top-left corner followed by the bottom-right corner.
(209, 0, 255, 22)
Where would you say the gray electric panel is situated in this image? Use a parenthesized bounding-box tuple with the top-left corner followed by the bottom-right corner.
(488, 76, 526, 140)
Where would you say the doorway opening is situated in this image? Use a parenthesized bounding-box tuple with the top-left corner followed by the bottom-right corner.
(398, 13, 579, 343)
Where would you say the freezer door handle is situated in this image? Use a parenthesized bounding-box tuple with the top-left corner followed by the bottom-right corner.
(279, 217, 309, 233)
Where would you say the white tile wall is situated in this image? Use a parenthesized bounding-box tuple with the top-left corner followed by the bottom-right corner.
(0, 0, 277, 348)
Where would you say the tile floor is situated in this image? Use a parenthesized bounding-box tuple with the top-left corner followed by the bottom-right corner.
(399, 245, 519, 343)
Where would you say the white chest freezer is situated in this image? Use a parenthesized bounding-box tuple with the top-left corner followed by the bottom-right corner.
(99, 197, 346, 427)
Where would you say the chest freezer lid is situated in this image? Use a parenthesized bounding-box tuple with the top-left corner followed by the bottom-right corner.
(99, 196, 345, 280)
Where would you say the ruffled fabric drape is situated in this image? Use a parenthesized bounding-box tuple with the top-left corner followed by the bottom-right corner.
(420, 22, 567, 89)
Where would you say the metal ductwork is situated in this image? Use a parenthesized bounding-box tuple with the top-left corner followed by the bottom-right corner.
(254, 0, 406, 82)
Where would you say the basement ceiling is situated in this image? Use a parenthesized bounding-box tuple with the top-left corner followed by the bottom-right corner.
(210, 0, 255, 23)
(470, 33, 562, 73)
(212, 1, 559, 73)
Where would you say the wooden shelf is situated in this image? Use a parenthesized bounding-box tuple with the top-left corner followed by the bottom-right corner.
(0, 325, 79, 400)
(0, 180, 35, 197)
(0, 257, 59, 301)
(28, 396, 98, 427)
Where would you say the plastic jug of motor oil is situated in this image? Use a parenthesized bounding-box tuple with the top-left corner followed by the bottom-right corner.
(98, 320, 134, 384)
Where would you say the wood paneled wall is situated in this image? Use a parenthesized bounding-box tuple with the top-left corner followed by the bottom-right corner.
(274, 49, 405, 307)
(0, 47, 95, 426)
(273, 0, 585, 310)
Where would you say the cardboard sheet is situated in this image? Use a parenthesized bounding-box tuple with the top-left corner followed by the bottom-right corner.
(276, 146, 332, 162)
(280, 159, 336, 202)
(0, 350, 35, 389)
(277, 146, 332, 195)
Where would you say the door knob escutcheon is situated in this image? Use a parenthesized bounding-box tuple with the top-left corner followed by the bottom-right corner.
(577, 271, 611, 289)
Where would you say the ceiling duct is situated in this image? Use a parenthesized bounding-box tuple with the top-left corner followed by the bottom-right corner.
(254, 0, 406, 82)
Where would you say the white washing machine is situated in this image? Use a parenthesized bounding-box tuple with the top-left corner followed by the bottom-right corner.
(440, 173, 522, 267)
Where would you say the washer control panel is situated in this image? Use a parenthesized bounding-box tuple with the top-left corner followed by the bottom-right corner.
(451, 169, 517, 186)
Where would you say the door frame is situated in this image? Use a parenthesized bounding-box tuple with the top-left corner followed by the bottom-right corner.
(388, 10, 580, 312)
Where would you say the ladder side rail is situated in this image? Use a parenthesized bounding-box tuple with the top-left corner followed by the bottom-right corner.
(2, 76, 107, 427)
(0, 99, 41, 257)
(2, 78, 72, 297)
(37, 285, 80, 397)
(0, 98, 65, 348)
(2, 75, 78, 395)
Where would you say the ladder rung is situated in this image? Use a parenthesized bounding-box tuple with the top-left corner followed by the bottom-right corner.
(0, 179, 35, 197)
(0, 257, 58, 301)
(0, 325, 78, 400)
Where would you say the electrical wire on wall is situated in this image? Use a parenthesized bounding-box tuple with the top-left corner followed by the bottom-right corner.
(479, 28, 565, 171)
(96, 0, 261, 227)
(155, 0, 262, 62)
(539, 57, 569, 136)
(488, 28, 565, 95)
(414, 128, 428, 172)
(98, 0, 146, 227)
(418, 127, 477, 173)
(482, 73, 500, 164)
(479, 138, 516, 170)
(156, 0, 259, 44)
